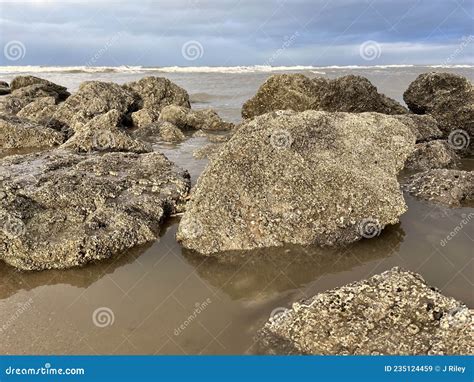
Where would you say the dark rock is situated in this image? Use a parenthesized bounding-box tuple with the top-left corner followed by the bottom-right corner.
(403, 72, 473, 139)
(123, 76, 190, 111)
(241, 74, 407, 119)
(0, 149, 190, 271)
(405, 140, 459, 171)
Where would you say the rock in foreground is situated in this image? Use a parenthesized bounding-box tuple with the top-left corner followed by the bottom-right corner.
(241, 74, 407, 119)
(404, 169, 473, 207)
(257, 267, 472, 355)
(0, 150, 190, 271)
(177, 110, 415, 254)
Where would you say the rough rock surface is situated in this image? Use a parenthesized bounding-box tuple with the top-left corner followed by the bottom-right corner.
(123, 76, 190, 111)
(0, 150, 190, 271)
(403, 72, 474, 138)
(159, 105, 233, 131)
(405, 140, 459, 171)
(131, 121, 186, 143)
(177, 110, 415, 254)
(0, 113, 64, 151)
(404, 169, 473, 207)
(193, 143, 223, 159)
(256, 267, 472, 355)
(17, 96, 59, 127)
(241, 74, 407, 119)
(9, 75, 70, 99)
(61, 110, 151, 153)
(53, 81, 138, 131)
(131, 108, 160, 128)
(0, 82, 69, 115)
(391, 114, 442, 142)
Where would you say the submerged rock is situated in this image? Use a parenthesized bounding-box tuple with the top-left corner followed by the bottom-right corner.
(61, 110, 151, 153)
(177, 110, 415, 254)
(403, 72, 474, 139)
(0, 113, 64, 151)
(241, 74, 407, 119)
(0, 149, 190, 271)
(404, 169, 473, 207)
(158, 105, 233, 131)
(405, 140, 459, 171)
(256, 267, 472, 355)
(123, 76, 190, 111)
(192, 143, 223, 160)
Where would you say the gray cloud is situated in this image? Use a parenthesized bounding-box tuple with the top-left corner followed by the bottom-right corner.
(0, 0, 472, 66)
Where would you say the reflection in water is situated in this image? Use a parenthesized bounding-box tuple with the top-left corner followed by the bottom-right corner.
(181, 225, 405, 300)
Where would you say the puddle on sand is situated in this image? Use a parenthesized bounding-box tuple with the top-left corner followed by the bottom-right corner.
(0, 191, 472, 354)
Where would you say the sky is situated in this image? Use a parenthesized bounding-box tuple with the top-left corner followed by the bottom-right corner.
(0, 0, 473, 67)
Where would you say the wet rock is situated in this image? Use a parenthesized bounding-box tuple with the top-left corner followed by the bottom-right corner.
(131, 108, 160, 128)
(177, 110, 415, 254)
(241, 74, 407, 119)
(0, 81, 69, 115)
(404, 169, 473, 207)
(405, 140, 459, 171)
(53, 81, 138, 131)
(403, 72, 474, 138)
(314, 75, 408, 114)
(131, 121, 186, 143)
(241, 74, 323, 119)
(192, 130, 232, 143)
(159, 105, 233, 131)
(391, 114, 442, 142)
(0, 113, 64, 151)
(0, 149, 191, 271)
(17, 96, 60, 126)
(61, 110, 151, 153)
(123, 76, 190, 111)
(256, 267, 472, 355)
(193, 143, 223, 159)
(9, 75, 70, 99)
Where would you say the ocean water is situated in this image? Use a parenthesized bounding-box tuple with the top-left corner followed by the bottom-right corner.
(0, 65, 473, 354)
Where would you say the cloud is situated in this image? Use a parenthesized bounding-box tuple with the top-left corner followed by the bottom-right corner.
(0, 0, 472, 65)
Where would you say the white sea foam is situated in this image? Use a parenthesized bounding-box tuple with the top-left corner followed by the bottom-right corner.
(0, 64, 472, 75)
